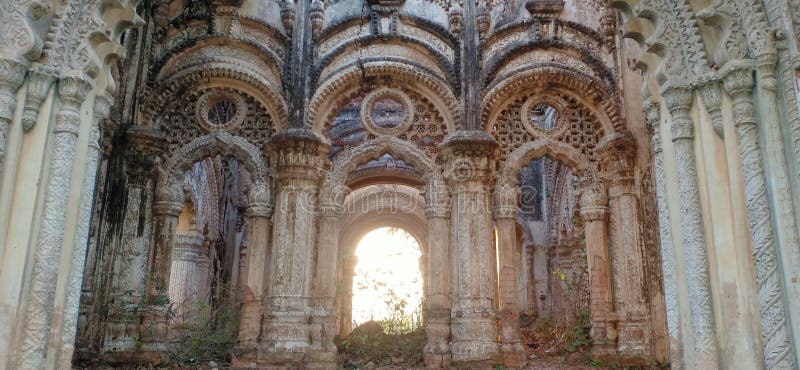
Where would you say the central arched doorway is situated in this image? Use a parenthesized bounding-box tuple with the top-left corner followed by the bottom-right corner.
(351, 227, 424, 334)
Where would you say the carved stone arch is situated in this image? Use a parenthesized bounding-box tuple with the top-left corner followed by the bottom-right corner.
(143, 63, 287, 130)
(152, 36, 284, 86)
(164, 131, 270, 179)
(309, 61, 460, 133)
(320, 136, 447, 211)
(335, 183, 429, 337)
(314, 35, 456, 87)
(499, 138, 589, 190)
(483, 40, 615, 87)
(483, 65, 621, 132)
(162, 131, 271, 194)
(36, 0, 140, 81)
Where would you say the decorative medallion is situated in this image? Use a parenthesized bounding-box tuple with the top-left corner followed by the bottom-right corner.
(360, 88, 414, 136)
(196, 90, 247, 132)
(520, 96, 568, 138)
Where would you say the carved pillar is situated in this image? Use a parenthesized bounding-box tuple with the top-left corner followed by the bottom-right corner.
(17, 76, 91, 368)
(440, 132, 499, 365)
(645, 100, 684, 369)
(237, 183, 273, 354)
(0, 59, 25, 175)
(599, 134, 651, 360)
(423, 180, 452, 369)
(168, 231, 203, 324)
(140, 164, 184, 344)
(661, 84, 720, 368)
(493, 182, 526, 368)
(58, 95, 111, 369)
(261, 130, 329, 364)
(722, 65, 797, 369)
(307, 198, 344, 369)
(578, 177, 616, 357)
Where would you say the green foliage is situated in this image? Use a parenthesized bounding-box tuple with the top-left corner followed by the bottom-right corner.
(169, 298, 239, 364)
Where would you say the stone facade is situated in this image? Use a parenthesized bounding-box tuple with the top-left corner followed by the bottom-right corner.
(0, 0, 798, 369)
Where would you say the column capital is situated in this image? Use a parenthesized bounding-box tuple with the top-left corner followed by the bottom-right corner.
(0, 59, 27, 121)
(720, 62, 756, 98)
(493, 181, 519, 220)
(643, 99, 661, 137)
(696, 76, 725, 137)
(424, 180, 450, 218)
(660, 83, 696, 141)
(57, 75, 92, 109)
(247, 182, 274, 218)
(579, 178, 608, 220)
(440, 130, 498, 191)
(267, 128, 330, 184)
(597, 132, 636, 188)
(721, 63, 759, 128)
(125, 126, 167, 182)
(21, 65, 57, 132)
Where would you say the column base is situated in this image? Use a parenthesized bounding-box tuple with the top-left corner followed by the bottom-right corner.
(500, 342, 527, 369)
(616, 316, 651, 365)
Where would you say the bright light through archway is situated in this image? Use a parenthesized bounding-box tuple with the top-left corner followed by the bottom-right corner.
(351, 227, 423, 330)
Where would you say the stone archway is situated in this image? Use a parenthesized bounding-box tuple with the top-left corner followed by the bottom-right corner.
(493, 133, 653, 361)
(144, 132, 273, 349)
(335, 184, 429, 338)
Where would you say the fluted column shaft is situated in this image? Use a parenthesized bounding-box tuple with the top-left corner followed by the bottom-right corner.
(168, 231, 203, 323)
(661, 85, 719, 368)
(722, 66, 797, 369)
(0, 60, 25, 179)
(57, 95, 109, 370)
(237, 187, 273, 348)
(578, 180, 616, 357)
(492, 182, 525, 367)
(605, 165, 651, 358)
(646, 101, 684, 370)
(306, 203, 342, 369)
(441, 133, 499, 365)
(423, 199, 452, 368)
(18, 76, 92, 369)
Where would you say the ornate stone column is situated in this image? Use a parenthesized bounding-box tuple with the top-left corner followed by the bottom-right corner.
(440, 132, 499, 365)
(644, 100, 684, 369)
(237, 183, 273, 357)
(578, 176, 616, 357)
(661, 84, 720, 368)
(493, 182, 526, 368)
(598, 134, 651, 360)
(261, 130, 329, 365)
(58, 94, 111, 369)
(18, 75, 92, 369)
(140, 164, 184, 344)
(307, 198, 344, 369)
(423, 179, 452, 368)
(168, 230, 203, 324)
(0, 59, 25, 175)
(722, 65, 797, 369)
